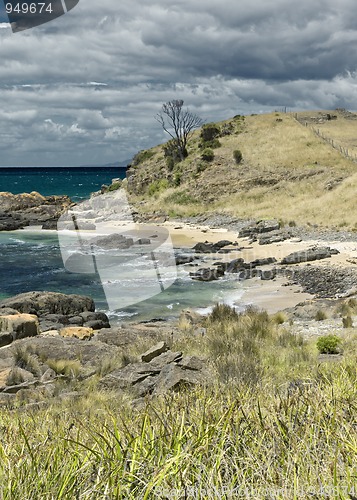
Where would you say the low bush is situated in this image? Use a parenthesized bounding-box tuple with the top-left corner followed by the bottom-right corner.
(107, 181, 121, 192)
(233, 149, 243, 164)
(315, 310, 327, 321)
(163, 139, 187, 162)
(342, 315, 353, 328)
(173, 171, 182, 186)
(132, 149, 155, 166)
(200, 123, 221, 142)
(166, 156, 175, 172)
(316, 335, 342, 354)
(201, 148, 214, 162)
(196, 162, 207, 173)
(148, 179, 169, 196)
(164, 190, 198, 205)
(199, 138, 221, 149)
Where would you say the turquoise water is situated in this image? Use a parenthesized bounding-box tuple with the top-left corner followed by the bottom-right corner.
(0, 167, 245, 322)
(0, 229, 244, 323)
(0, 167, 126, 202)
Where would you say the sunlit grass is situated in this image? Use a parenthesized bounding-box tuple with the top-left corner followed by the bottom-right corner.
(0, 307, 356, 497)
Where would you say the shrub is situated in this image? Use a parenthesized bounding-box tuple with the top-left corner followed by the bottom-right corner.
(164, 190, 198, 205)
(208, 303, 239, 323)
(316, 335, 342, 354)
(13, 346, 41, 376)
(221, 122, 234, 136)
(272, 312, 287, 324)
(107, 181, 122, 192)
(132, 149, 155, 166)
(200, 123, 221, 142)
(233, 149, 243, 164)
(201, 148, 214, 162)
(163, 139, 187, 162)
(342, 316, 353, 328)
(166, 157, 175, 172)
(196, 162, 207, 173)
(173, 171, 182, 186)
(148, 179, 169, 196)
(315, 310, 327, 321)
(199, 138, 221, 149)
(46, 359, 81, 377)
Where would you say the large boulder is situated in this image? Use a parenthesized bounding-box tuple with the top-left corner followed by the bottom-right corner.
(0, 313, 39, 347)
(239, 220, 280, 238)
(0, 191, 72, 230)
(0, 291, 95, 316)
(281, 247, 339, 265)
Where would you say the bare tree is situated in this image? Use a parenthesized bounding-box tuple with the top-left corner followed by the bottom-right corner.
(156, 100, 203, 161)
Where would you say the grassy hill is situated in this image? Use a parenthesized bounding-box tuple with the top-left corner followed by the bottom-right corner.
(125, 109, 357, 229)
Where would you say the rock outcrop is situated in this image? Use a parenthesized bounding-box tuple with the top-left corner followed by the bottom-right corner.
(0, 313, 39, 347)
(0, 292, 110, 335)
(281, 247, 339, 265)
(100, 341, 209, 398)
(0, 191, 73, 231)
(192, 240, 234, 253)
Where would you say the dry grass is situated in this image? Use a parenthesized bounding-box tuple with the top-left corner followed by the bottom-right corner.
(0, 307, 356, 498)
(128, 110, 357, 228)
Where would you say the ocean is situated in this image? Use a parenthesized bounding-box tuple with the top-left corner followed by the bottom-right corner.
(0, 167, 244, 323)
(0, 166, 126, 202)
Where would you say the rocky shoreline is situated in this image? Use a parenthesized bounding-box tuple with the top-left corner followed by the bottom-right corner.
(0, 191, 73, 230)
(1, 191, 357, 407)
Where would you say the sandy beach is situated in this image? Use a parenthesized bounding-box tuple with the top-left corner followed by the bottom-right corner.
(160, 220, 357, 313)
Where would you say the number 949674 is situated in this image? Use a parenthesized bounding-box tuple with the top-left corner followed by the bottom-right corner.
(5, 3, 54, 14)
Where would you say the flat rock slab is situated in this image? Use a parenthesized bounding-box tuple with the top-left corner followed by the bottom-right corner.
(140, 341, 169, 362)
(281, 247, 339, 265)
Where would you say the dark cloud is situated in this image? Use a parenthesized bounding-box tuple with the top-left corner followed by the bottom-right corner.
(0, 0, 357, 165)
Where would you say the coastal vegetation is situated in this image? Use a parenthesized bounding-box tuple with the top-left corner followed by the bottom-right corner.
(125, 109, 357, 228)
(0, 306, 356, 498)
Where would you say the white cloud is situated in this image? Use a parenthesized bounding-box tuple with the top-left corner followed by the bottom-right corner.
(1, 0, 357, 165)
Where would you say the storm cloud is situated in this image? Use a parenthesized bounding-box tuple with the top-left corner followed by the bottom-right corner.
(0, 0, 357, 165)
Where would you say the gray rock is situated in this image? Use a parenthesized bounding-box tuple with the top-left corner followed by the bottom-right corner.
(281, 247, 339, 265)
(136, 238, 151, 245)
(177, 355, 205, 371)
(0, 308, 20, 316)
(140, 341, 169, 362)
(0, 291, 95, 316)
(147, 350, 183, 370)
(239, 220, 280, 238)
(189, 267, 225, 281)
(68, 316, 84, 326)
(0, 313, 39, 341)
(175, 254, 198, 265)
(84, 320, 109, 330)
(192, 240, 233, 254)
(94, 233, 134, 249)
(0, 192, 72, 231)
(258, 231, 291, 245)
(153, 364, 204, 395)
(225, 258, 245, 273)
(0, 333, 13, 348)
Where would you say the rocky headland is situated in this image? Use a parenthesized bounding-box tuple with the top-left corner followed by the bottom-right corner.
(0, 191, 73, 230)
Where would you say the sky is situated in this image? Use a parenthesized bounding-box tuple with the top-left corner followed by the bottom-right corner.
(1, 0, 357, 166)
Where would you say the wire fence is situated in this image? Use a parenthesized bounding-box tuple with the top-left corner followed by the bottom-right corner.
(291, 113, 357, 163)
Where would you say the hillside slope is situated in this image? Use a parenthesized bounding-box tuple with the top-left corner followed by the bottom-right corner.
(125, 109, 357, 229)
